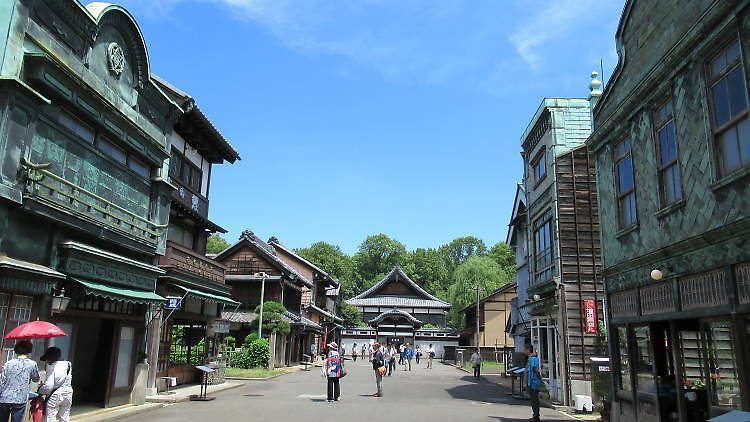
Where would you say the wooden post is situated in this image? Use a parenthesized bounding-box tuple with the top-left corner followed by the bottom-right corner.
(476, 286, 481, 351)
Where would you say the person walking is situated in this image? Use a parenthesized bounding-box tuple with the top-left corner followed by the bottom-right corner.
(426, 344, 435, 369)
(387, 344, 397, 376)
(471, 349, 482, 379)
(415, 345, 422, 365)
(360, 343, 367, 360)
(39, 347, 73, 422)
(310, 343, 317, 362)
(404, 343, 414, 371)
(398, 343, 405, 365)
(0, 340, 40, 422)
(351, 343, 358, 362)
(322, 342, 343, 402)
(382, 344, 392, 377)
(525, 344, 542, 422)
(370, 343, 385, 397)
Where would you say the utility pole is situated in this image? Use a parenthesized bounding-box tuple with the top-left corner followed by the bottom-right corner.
(256, 272, 268, 338)
(475, 285, 481, 352)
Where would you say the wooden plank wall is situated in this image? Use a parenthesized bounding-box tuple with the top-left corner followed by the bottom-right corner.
(555, 146, 605, 381)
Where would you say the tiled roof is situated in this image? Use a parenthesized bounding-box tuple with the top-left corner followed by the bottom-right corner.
(352, 266, 449, 306)
(347, 297, 450, 309)
(284, 311, 323, 331)
(267, 239, 339, 287)
(306, 304, 343, 322)
(368, 309, 423, 325)
(221, 311, 258, 323)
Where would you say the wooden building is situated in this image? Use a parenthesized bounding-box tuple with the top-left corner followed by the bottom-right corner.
(268, 237, 342, 356)
(0, 0, 186, 408)
(343, 267, 458, 357)
(458, 282, 516, 361)
(506, 183, 531, 352)
(520, 95, 605, 405)
(214, 230, 321, 366)
(148, 76, 240, 388)
(586, 1, 750, 420)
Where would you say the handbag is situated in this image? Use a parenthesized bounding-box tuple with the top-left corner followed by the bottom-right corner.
(339, 361, 347, 378)
(377, 366, 387, 376)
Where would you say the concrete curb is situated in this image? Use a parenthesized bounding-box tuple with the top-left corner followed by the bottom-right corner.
(71, 403, 163, 422)
(146, 381, 246, 404)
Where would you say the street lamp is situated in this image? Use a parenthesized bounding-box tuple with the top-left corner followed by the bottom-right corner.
(254, 272, 268, 338)
(51, 288, 71, 314)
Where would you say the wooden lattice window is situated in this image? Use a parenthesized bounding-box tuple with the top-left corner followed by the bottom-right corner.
(679, 269, 728, 310)
(640, 281, 675, 315)
(610, 289, 638, 318)
(734, 262, 750, 304)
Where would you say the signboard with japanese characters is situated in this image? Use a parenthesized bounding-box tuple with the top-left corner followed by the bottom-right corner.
(165, 296, 182, 310)
(584, 299, 598, 334)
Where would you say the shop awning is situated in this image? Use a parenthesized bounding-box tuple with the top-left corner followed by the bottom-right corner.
(175, 285, 240, 306)
(73, 278, 165, 304)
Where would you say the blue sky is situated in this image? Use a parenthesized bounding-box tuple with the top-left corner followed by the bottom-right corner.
(117, 0, 623, 254)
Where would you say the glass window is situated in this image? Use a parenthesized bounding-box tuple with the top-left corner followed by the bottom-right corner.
(678, 329, 705, 390)
(0, 295, 32, 364)
(532, 210, 554, 284)
(634, 325, 654, 394)
(58, 111, 95, 144)
(114, 326, 135, 388)
(705, 320, 741, 408)
(654, 100, 683, 206)
(709, 40, 750, 175)
(128, 157, 150, 178)
(97, 137, 127, 164)
(615, 139, 637, 227)
(532, 150, 546, 185)
(617, 326, 632, 391)
(170, 149, 202, 193)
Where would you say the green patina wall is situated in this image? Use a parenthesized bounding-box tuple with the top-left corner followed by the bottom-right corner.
(589, 0, 750, 292)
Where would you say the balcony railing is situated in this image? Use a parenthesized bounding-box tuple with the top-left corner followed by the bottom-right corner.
(22, 160, 166, 246)
(161, 241, 226, 284)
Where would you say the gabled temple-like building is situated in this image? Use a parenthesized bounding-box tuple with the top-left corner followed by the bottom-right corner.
(342, 267, 458, 357)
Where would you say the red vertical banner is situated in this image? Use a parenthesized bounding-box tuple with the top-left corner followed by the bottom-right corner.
(584, 299, 598, 334)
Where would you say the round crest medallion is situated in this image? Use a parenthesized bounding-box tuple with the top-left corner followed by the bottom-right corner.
(107, 42, 125, 76)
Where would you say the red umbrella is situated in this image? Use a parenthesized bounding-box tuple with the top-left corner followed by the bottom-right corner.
(4, 321, 67, 340)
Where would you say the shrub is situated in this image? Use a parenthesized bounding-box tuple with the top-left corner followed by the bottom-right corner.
(225, 336, 236, 348)
(230, 348, 251, 369)
(247, 338, 271, 368)
(244, 332, 258, 346)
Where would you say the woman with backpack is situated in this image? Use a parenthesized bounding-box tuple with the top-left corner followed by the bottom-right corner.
(322, 342, 343, 402)
(39, 347, 72, 422)
(370, 343, 385, 397)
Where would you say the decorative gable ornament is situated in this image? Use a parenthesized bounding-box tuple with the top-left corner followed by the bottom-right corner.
(107, 42, 125, 77)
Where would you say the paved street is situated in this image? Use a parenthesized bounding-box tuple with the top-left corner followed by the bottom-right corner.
(120, 361, 575, 422)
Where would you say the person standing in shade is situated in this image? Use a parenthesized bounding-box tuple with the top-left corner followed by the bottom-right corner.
(370, 343, 385, 397)
(471, 349, 482, 379)
(0, 341, 40, 422)
(387, 344, 397, 376)
(426, 344, 436, 369)
(351, 343, 358, 362)
(525, 344, 542, 422)
(322, 342, 342, 402)
(39, 347, 73, 422)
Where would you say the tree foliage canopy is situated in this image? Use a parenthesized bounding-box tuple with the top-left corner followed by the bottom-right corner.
(206, 234, 231, 254)
(253, 301, 290, 335)
(353, 234, 407, 292)
(339, 303, 365, 328)
(296, 242, 357, 297)
(446, 256, 513, 328)
(438, 236, 488, 274)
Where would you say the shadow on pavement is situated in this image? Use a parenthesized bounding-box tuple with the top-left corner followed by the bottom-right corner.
(445, 376, 512, 403)
(487, 418, 571, 422)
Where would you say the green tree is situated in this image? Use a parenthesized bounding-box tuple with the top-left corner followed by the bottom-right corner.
(438, 236, 488, 275)
(339, 303, 365, 327)
(206, 233, 231, 254)
(446, 256, 512, 328)
(488, 242, 515, 271)
(296, 241, 357, 298)
(252, 301, 291, 335)
(403, 248, 449, 287)
(353, 234, 407, 291)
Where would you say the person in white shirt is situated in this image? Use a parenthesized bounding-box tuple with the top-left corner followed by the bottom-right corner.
(470, 349, 482, 379)
(427, 344, 436, 369)
(39, 347, 72, 422)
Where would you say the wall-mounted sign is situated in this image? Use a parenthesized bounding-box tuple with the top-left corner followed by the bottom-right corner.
(207, 319, 230, 335)
(584, 299, 598, 334)
(165, 296, 182, 310)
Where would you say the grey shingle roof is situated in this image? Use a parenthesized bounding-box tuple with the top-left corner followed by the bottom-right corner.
(351, 266, 449, 306)
(221, 311, 258, 323)
(284, 311, 323, 331)
(368, 309, 423, 325)
(347, 297, 450, 309)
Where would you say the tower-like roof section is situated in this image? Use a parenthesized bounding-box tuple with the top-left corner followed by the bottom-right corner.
(347, 266, 450, 309)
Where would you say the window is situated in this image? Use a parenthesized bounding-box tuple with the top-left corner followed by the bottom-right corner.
(0, 295, 33, 364)
(532, 210, 554, 284)
(654, 101, 683, 205)
(128, 157, 150, 178)
(531, 149, 546, 185)
(167, 224, 195, 249)
(708, 40, 750, 176)
(97, 137, 127, 164)
(58, 111, 94, 144)
(634, 325, 654, 393)
(614, 139, 637, 227)
(705, 320, 741, 408)
(616, 326, 632, 391)
(169, 149, 202, 193)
